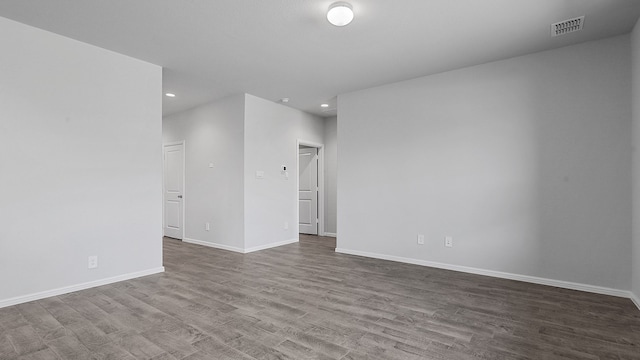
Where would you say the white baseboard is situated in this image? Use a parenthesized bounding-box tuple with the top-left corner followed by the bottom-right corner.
(631, 292, 640, 311)
(0, 267, 165, 309)
(184, 237, 298, 254)
(323, 232, 337, 238)
(245, 238, 299, 253)
(335, 248, 632, 299)
(183, 238, 245, 253)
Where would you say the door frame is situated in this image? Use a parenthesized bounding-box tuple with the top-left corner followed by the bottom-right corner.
(296, 139, 325, 236)
(162, 140, 186, 240)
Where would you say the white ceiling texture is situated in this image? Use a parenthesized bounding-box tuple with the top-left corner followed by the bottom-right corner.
(1, 0, 639, 117)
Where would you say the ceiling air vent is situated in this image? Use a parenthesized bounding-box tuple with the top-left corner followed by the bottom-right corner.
(551, 16, 584, 37)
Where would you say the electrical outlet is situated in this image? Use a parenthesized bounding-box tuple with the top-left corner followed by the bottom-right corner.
(88, 256, 98, 269)
(417, 234, 425, 245)
(445, 236, 453, 248)
(205, 222, 210, 231)
(284, 222, 289, 230)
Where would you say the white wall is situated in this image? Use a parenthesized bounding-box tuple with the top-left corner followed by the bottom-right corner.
(244, 94, 325, 250)
(632, 19, 640, 305)
(162, 93, 325, 252)
(162, 95, 245, 251)
(324, 116, 338, 235)
(0, 17, 163, 306)
(338, 35, 632, 291)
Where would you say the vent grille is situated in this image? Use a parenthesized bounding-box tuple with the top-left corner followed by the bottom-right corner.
(551, 16, 584, 37)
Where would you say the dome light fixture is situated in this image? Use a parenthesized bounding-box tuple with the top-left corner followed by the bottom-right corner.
(327, 2, 354, 27)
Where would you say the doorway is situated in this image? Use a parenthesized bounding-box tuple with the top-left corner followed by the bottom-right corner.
(297, 140, 325, 236)
(299, 146, 318, 235)
(163, 141, 185, 239)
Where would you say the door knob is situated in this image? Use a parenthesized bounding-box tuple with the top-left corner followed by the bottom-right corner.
(178, 195, 183, 199)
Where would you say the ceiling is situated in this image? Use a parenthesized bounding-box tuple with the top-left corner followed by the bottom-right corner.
(1, 0, 639, 118)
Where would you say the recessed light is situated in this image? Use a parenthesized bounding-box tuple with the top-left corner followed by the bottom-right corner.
(279, 97, 290, 103)
(321, 104, 330, 108)
(165, 93, 176, 97)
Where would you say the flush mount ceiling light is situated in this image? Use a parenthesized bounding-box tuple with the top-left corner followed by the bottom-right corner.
(321, 103, 330, 108)
(165, 93, 176, 97)
(327, 2, 354, 27)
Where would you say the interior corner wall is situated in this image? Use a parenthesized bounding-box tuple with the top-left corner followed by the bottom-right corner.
(243, 94, 325, 250)
(0, 17, 163, 306)
(324, 116, 338, 235)
(162, 94, 245, 251)
(632, 18, 640, 304)
(337, 35, 632, 291)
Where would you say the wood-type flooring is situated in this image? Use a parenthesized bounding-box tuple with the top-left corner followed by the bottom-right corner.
(1, 235, 639, 359)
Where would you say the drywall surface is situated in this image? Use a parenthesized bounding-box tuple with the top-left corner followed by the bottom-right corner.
(338, 35, 632, 290)
(162, 95, 245, 251)
(244, 94, 325, 249)
(324, 116, 338, 235)
(632, 19, 640, 303)
(0, 17, 163, 303)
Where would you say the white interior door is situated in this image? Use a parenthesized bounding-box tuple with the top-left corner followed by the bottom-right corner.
(163, 143, 184, 239)
(299, 147, 318, 235)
